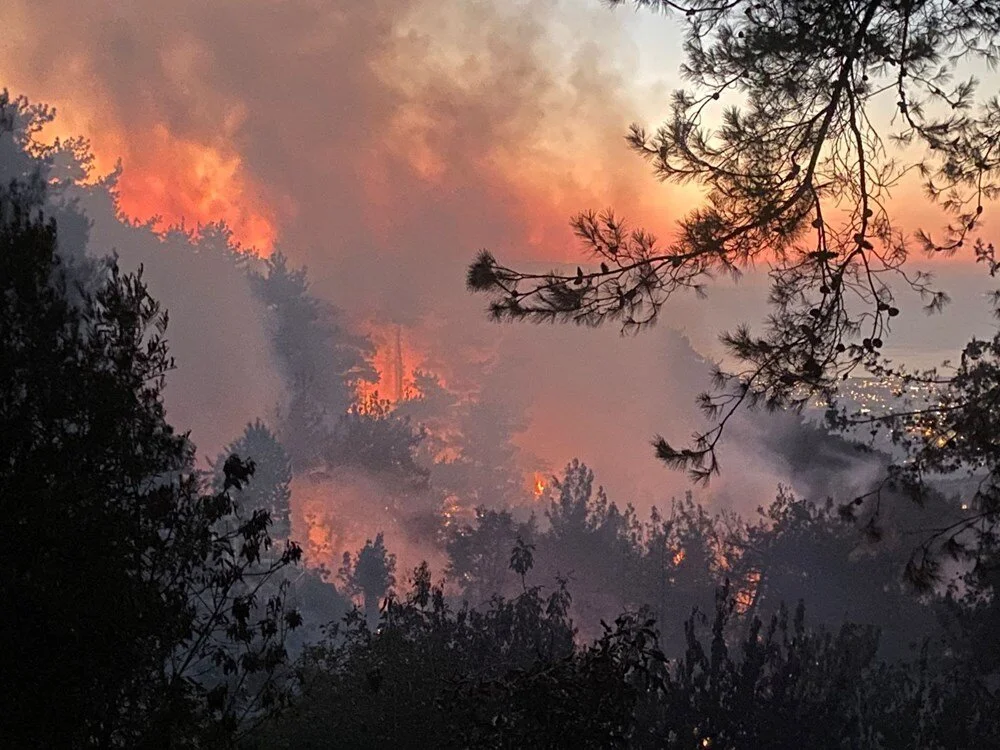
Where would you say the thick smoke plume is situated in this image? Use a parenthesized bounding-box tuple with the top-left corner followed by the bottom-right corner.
(0, 0, 934, 552)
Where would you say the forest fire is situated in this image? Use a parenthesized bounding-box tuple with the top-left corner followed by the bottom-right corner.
(355, 323, 426, 404)
(37, 115, 278, 252)
(6, 0, 1000, 739)
(126, 128, 274, 245)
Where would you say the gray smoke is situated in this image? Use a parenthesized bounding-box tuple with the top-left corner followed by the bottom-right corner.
(3, 0, 978, 520)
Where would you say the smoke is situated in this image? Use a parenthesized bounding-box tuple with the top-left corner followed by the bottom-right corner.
(0, 0, 914, 526)
(79, 209, 286, 459)
(291, 470, 449, 584)
(0, 99, 283, 459)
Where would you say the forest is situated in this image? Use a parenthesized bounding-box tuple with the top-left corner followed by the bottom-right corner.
(4, 0, 1000, 747)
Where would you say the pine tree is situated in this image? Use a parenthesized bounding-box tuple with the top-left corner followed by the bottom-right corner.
(468, 0, 1000, 569)
(214, 419, 293, 539)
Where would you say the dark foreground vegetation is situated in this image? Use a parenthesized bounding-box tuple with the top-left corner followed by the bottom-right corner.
(3, 130, 999, 746)
(249, 555, 999, 749)
(7, 0, 1000, 744)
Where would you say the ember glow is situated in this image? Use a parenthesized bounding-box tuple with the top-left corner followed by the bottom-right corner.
(532, 473, 547, 498)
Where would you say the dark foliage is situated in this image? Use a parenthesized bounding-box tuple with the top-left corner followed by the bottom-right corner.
(253, 549, 997, 749)
(338, 532, 398, 626)
(214, 419, 294, 539)
(446, 506, 538, 602)
(446, 459, 956, 660)
(249, 550, 648, 749)
(0, 171, 301, 746)
(633, 585, 999, 749)
(324, 394, 430, 488)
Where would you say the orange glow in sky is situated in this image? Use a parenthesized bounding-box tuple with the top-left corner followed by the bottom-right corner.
(112, 125, 278, 251)
(38, 115, 278, 253)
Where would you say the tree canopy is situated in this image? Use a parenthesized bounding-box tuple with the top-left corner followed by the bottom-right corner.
(214, 420, 294, 539)
(0, 107, 302, 746)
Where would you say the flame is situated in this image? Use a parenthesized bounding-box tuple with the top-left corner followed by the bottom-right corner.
(113, 126, 278, 252)
(672, 548, 686, 567)
(301, 505, 338, 573)
(532, 473, 546, 497)
(291, 473, 451, 581)
(734, 569, 762, 614)
(355, 323, 428, 405)
(37, 116, 278, 252)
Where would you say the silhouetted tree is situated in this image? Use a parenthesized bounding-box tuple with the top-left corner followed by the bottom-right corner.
(447, 507, 538, 603)
(0, 172, 301, 747)
(728, 488, 945, 659)
(541, 460, 648, 631)
(638, 494, 730, 652)
(214, 419, 293, 539)
(339, 532, 398, 626)
(249, 251, 375, 471)
(447, 396, 533, 508)
(325, 393, 430, 489)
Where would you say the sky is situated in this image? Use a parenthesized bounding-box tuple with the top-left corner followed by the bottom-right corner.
(1, 0, 997, 507)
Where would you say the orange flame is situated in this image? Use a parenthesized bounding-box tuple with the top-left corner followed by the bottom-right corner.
(37, 115, 278, 253)
(734, 569, 762, 614)
(532, 473, 546, 498)
(112, 126, 278, 252)
(355, 323, 428, 405)
(302, 507, 337, 571)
